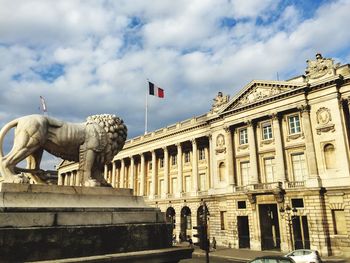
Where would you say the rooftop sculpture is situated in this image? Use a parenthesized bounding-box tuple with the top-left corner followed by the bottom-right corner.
(0, 114, 127, 186)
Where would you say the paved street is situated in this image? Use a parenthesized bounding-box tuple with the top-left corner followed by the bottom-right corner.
(180, 255, 245, 263)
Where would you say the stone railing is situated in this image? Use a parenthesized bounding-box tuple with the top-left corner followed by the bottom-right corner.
(245, 182, 283, 191)
(198, 190, 208, 196)
(285, 181, 305, 188)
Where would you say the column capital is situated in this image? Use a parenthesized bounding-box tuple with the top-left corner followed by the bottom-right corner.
(270, 112, 281, 120)
(224, 125, 232, 133)
(245, 119, 254, 127)
(176, 142, 182, 148)
(191, 138, 197, 145)
(297, 104, 310, 113)
(162, 146, 168, 151)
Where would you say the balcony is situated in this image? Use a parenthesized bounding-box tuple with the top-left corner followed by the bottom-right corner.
(285, 181, 305, 188)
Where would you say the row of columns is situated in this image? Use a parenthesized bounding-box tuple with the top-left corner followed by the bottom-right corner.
(107, 138, 208, 198)
(241, 107, 318, 185)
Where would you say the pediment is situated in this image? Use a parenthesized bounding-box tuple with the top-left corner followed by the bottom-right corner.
(220, 80, 305, 113)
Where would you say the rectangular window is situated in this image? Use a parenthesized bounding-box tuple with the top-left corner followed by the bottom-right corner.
(159, 179, 164, 195)
(238, 201, 246, 209)
(292, 153, 308, 181)
(220, 211, 227, 230)
(185, 176, 191, 193)
(199, 148, 205, 160)
(332, 209, 347, 235)
(171, 178, 177, 194)
(184, 152, 190, 163)
(264, 158, 276, 183)
(240, 128, 248, 145)
(159, 158, 164, 168)
(199, 173, 206, 191)
(240, 161, 250, 186)
(288, 115, 301, 134)
(262, 122, 273, 140)
(149, 162, 152, 170)
(171, 155, 177, 166)
(291, 198, 304, 208)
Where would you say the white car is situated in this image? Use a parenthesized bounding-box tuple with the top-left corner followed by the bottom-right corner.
(285, 249, 322, 263)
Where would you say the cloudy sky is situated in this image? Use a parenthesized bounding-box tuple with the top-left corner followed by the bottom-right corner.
(1, 0, 350, 169)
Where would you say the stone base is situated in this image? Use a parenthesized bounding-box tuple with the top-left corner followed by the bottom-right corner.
(0, 183, 183, 262)
(31, 247, 194, 263)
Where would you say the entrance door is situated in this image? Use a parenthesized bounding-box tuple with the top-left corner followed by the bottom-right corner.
(259, 204, 281, 250)
(237, 216, 250, 248)
(292, 216, 310, 249)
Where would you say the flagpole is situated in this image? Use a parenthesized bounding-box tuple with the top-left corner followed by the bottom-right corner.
(145, 80, 148, 134)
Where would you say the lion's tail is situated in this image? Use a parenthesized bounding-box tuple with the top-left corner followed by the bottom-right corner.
(0, 118, 19, 158)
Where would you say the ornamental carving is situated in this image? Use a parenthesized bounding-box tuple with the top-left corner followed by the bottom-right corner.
(237, 86, 294, 106)
(215, 134, 226, 154)
(316, 107, 335, 135)
(316, 107, 331, 125)
(212, 91, 230, 113)
(305, 53, 339, 80)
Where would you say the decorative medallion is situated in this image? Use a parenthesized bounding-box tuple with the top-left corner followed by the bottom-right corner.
(215, 134, 226, 154)
(316, 107, 331, 125)
(316, 107, 335, 134)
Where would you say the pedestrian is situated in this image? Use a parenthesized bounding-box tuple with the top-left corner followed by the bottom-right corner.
(188, 237, 193, 247)
(212, 237, 217, 250)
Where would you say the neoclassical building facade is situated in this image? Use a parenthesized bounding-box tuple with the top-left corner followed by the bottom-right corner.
(58, 54, 350, 256)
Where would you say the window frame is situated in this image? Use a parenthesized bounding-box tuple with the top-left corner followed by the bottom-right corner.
(261, 121, 273, 140)
(288, 114, 301, 135)
(239, 128, 248, 145)
(199, 148, 205, 160)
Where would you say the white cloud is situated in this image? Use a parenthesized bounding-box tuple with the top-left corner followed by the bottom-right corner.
(1, 0, 350, 169)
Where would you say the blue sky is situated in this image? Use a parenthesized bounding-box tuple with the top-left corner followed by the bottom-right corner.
(0, 0, 350, 169)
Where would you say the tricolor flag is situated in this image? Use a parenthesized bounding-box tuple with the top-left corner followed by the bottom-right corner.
(40, 96, 47, 112)
(148, 81, 164, 98)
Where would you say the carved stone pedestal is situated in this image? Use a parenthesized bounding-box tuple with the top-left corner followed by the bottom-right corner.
(0, 183, 192, 262)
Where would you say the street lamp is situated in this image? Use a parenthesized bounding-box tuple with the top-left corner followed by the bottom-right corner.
(279, 204, 298, 250)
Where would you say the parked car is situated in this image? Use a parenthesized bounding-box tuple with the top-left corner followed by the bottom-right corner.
(248, 255, 296, 263)
(285, 249, 322, 263)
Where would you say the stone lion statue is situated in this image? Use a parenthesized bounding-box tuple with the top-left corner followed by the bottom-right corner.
(0, 114, 127, 186)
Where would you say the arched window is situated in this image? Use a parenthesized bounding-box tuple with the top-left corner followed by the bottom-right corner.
(219, 162, 226, 182)
(324, 144, 336, 169)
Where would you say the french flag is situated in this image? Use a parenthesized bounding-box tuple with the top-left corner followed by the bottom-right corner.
(148, 81, 164, 98)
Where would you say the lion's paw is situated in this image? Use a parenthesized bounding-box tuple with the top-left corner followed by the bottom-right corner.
(84, 179, 101, 187)
(7, 174, 30, 184)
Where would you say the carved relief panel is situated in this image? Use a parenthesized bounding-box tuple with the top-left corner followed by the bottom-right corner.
(315, 107, 335, 135)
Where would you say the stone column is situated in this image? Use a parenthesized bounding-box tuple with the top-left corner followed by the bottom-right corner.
(299, 105, 319, 184)
(192, 138, 198, 194)
(163, 146, 169, 197)
(140, 154, 145, 196)
(151, 150, 157, 197)
(104, 165, 108, 181)
(58, 174, 63, 185)
(64, 173, 69, 186)
(177, 143, 183, 194)
(271, 113, 286, 182)
(120, 159, 125, 188)
(70, 172, 75, 186)
(111, 161, 116, 188)
(75, 171, 80, 186)
(247, 120, 259, 184)
(205, 143, 210, 190)
(208, 134, 214, 188)
(225, 126, 235, 186)
(130, 156, 135, 189)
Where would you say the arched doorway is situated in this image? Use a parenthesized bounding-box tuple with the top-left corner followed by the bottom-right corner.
(196, 204, 210, 245)
(180, 206, 191, 242)
(166, 207, 176, 237)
